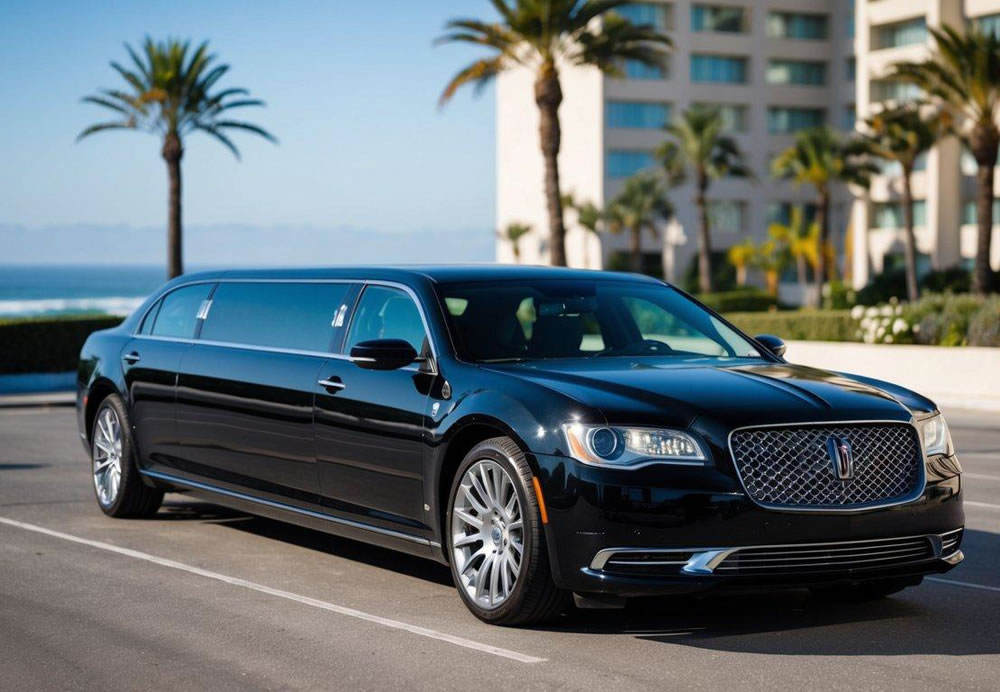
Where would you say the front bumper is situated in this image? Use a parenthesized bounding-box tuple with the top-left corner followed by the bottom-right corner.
(532, 452, 965, 597)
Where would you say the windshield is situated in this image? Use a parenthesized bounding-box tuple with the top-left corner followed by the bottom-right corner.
(436, 279, 765, 363)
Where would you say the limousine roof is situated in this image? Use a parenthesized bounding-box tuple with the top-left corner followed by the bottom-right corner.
(173, 265, 665, 286)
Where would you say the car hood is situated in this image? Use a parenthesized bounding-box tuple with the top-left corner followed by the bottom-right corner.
(484, 357, 931, 430)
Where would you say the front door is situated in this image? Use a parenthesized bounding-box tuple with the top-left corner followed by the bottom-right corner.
(314, 284, 433, 535)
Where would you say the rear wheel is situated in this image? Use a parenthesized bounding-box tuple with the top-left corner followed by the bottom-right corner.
(447, 437, 569, 625)
(91, 394, 163, 518)
(810, 577, 921, 602)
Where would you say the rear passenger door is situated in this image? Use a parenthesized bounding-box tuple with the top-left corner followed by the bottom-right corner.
(314, 284, 433, 534)
(171, 281, 352, 509)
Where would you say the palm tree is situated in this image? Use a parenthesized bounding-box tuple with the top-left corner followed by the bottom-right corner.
(499, 222, 532, 262)
(437, 1, 670, 267)
(892, 25, 1000, 295)
(857, 104, 951, 301)
(771, 127, 875, 306)
(751, 238, 786, 298)
(657, 107, 753, 294)
(726, 239, 755, 287)
(604, 172, 673, 273)
(78, 37, 276, 279)
(768, 206, 821, 300)
(566, 195, 605, 269)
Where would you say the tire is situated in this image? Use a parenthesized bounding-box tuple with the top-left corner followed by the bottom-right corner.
(810, 576, 921, 602)
(90, 393, 163, 518)
(446, 437, 570, 625)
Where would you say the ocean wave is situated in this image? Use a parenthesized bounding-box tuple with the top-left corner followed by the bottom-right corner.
(0, 296, 147, 317)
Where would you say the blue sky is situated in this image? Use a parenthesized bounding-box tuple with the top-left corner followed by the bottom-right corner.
(0, 0, 497, 262)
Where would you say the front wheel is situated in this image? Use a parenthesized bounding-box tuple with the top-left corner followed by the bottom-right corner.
(446, 437, 569, 625)
(91, 394, 163, 518)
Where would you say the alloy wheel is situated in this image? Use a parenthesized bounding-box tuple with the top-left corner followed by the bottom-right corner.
(93, 407, 123, 507)
(451, 459, 524, 609)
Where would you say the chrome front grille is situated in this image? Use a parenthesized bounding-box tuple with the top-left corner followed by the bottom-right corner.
(713, 535, 934, 575)
(729, 422, 924, 510)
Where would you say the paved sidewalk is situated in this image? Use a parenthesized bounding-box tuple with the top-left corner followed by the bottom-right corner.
(0, 391, 75, 408)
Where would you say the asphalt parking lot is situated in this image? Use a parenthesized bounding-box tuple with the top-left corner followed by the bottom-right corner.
(1, 406, 997, 691)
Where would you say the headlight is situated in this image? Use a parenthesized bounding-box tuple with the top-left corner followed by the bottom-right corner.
(918, 413, 953, 457)
(563, 423, 707, 467)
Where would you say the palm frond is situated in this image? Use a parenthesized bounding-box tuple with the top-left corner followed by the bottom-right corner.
(76, 120, 134, 141)
(438, 57, 506, 106)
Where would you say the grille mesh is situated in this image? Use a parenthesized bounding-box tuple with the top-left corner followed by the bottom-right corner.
(730, 423, 923, 509)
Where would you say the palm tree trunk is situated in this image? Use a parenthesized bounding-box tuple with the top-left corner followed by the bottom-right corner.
(971, 125, 999, 295)
(796, 255, 807, 295)
(162, 132, 184, 280)
(901, 166, 919, 302)
(736, 265, 746, 286)
(534, 65, 567, 267)
(630, 227, 642, 273)
(696, 170, 712, 293)
(813, 188, 829, 308)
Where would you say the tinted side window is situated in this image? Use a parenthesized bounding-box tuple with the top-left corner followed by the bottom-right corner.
(200, 281, 349, 352)
(346, 286, 428, 354)
(137, 299, 161, 335)
(152, 283, 214, 338)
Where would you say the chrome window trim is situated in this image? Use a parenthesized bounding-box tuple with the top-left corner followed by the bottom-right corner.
(726, 418, 928, 514)
(129, 277, 442, 370)
(141, 469, 432, 546)
(589, 528, 963, 572)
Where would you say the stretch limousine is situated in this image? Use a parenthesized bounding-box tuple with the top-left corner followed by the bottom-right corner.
(77, 266, 965, 625)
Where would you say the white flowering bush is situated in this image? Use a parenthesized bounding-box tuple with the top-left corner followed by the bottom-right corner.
(851, 293, 999, 346)
(853, 298, 911, 344)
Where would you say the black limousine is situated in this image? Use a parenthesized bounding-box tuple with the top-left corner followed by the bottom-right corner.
(77, 266, 964, 624)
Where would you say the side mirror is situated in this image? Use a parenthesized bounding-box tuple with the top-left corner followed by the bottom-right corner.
(754, 334, 786, 358)
(350, 339, 418, 370)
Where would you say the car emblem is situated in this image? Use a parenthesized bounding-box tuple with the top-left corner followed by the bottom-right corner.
(826, 436, 854, 480)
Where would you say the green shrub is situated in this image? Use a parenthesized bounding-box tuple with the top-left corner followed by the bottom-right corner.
(725, 310, 858, 342)
(682, 251, 737, 294)
(967, 296, 1000, 347)
(696, 288, 779, 313)
(0, 314, 124, 375)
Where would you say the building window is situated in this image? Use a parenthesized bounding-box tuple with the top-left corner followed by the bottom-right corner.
(845, 57, 856, 81)
(767, 60, 827, 86)
(767, 202, 817, 227)
(707, 200, 747, 233)
(767, 107, 825, 134)
(870, 79, 923, 104)
(842, 104, 856, 130)
(692, 103, 748, 132)
(607, 150, 656, 178)
(977, 13, 1000, 37)
(607, 101, 671, 129)
(690, 55, 748, 84)
(873, 17, 927, 50)
(615, 3, 673, 31)
(691, 4, 747, 33)
(961, 200, 1000, 225)
(766, 11, 828, 40)
(624, 58, 667, 80)
(873, 200, 927, 229)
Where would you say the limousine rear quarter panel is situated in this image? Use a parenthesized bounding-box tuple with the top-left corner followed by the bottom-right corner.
(77, 266, 964, 625)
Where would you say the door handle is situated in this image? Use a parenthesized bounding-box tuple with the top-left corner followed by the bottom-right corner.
(318, 377, 345, 391)
(122, 352, 141, 364)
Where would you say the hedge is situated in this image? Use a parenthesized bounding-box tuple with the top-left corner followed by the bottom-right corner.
(696, 289, 781, 314)
(724, 310, 858, 343)
(0, 314, 124, 375)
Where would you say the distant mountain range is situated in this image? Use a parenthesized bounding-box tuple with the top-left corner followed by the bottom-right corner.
(0, 223, 495, 265)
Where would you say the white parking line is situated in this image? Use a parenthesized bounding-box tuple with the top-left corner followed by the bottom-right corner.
(927, 577, 1000, 594)
(0, 516, 546, 664)
(964, 500, 1000, 510)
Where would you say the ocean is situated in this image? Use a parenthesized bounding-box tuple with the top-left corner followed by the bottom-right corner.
(0, 265, 171, 318)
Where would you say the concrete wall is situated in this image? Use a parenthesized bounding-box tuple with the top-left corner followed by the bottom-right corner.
(786, 340, 1000, 412)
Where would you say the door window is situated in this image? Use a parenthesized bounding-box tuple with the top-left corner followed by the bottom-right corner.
(199, 281, 350, 352)
(151, 283, 214, 339)
(346, 286, 428, 355)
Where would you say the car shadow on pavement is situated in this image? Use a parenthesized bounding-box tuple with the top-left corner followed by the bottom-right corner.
(0, 463, 49, 471)
(159, 498, 455, 587)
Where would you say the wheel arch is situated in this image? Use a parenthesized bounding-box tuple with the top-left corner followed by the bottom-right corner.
(84, 377, 122, 445)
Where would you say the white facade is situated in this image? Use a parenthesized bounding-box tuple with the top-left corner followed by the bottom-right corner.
(851, 0, 1000, 287)
(496, 0, 1000, 292)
